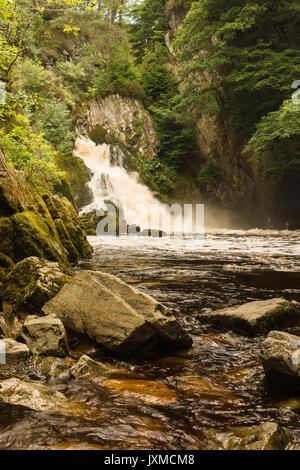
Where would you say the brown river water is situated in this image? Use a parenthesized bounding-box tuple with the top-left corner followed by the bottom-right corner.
(0, 230, 300, 450)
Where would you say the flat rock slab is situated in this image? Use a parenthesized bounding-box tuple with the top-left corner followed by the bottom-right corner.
(42, 271, 192, 355)
(0, 338, 29, 363)
(21, 314, 69, 357)
(199, 298, 300, 335)
(206, 422, 292, 450)
(260, 330, 300, 386)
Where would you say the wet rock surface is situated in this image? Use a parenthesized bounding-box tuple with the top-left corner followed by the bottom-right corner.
(206, 422, 293, 450)
(0, 231, 300, 450)
(260, 331, 300, 387)
(199, 298, 300, 335)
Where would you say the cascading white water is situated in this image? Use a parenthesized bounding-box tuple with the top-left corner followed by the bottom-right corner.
(74, 138, 169, 231)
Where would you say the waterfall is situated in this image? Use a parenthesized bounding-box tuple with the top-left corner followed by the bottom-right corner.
(74, 138, 169, 231)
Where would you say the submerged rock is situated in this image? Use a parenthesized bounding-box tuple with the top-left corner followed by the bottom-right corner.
(41, 357, 72, 381)
(21, 314, 69, 357)
(42, 271, 192, 355)
(0, 338, 29, 363)
(2, 257, 70, 317)
(260, 331, 300, 386)
(71, 354, 127, 379)
(199, 298, 300, 335)
(103, 379, 178, 406)
(206, 422, 292, 450)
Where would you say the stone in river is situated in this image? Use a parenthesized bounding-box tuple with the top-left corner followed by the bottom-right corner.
(260, 330, 300, 387)
(42, 270, 192, 355)
(199, 298, 300, 335)
(103, 379, 178, 406)
(206, 422, 293, 450)
(21, 314, 69, 357)
(0, 338, 29, 363)
(0, 377, 104, 419)
(71, 354, 128, 379)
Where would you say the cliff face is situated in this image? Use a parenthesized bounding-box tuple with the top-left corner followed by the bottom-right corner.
(165, 4, 298, 228)
(79, 94, 159, 159)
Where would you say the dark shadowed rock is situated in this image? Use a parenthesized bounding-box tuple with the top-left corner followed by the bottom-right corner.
(260, 330, 300, 387)
(21, 314, 69, 357)
(199, 298, 300, 335)
(42, 270, 192, 355)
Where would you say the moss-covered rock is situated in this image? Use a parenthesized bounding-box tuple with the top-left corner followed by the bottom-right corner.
(1, 257, 70, 318)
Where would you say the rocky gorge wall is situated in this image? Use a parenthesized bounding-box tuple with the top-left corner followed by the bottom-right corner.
(165, 3, 300, 229)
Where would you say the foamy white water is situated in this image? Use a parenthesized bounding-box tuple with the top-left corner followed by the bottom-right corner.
(74, 138, 171, 230)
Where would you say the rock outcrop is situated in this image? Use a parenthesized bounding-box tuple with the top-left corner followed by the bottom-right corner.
(42, 270, 192, 355)
(260, 331, 300, 386)
(21, 314, 69, 357)
(80, 95, 159, 159)
(0, 147, 92, 270)
(199, 298, 300, 335)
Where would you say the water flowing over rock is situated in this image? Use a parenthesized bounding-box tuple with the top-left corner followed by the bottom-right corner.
(42, 270, 192, 355)
(74, 138, 169, 232)
(206, 422, 293, 450)
(199, 298, 300, 335)
(260, 331, 300, 386)
(21, 314, 69, 358)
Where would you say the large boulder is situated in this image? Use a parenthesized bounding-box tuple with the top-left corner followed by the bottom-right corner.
(42, 271, 192, 355)
(1, 257, 70, 318)
(21, 314, 69, 357)
(260, 331, 300, 386)
(199, 299, 300, 335)
(206, 422, 293, 450)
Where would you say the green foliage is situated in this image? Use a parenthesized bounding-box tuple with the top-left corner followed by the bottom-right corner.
(130, 0, 167, 62)
(33, 100, 75, 155)
(134, 154, 177, 194)
(175, 0, 300, 184)
(197, 160, 222, 188)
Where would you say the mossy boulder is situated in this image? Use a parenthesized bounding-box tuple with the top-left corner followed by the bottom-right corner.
(1, 257, 70, 318)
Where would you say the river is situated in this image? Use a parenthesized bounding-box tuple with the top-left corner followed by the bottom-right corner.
(0, 230, 299, 450)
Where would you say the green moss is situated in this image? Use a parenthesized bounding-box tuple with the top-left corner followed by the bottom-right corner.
(11, 211, 68, 264)
(54, 218, 79, 264)
(2, 257, 70, 315)
(255, 304, 300, 334)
